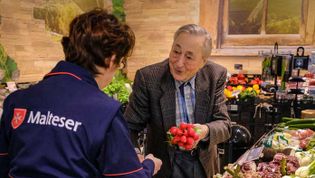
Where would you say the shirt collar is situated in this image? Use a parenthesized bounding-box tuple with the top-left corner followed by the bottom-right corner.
(175, 76, 196, 90)
(44, 61, 99, 88)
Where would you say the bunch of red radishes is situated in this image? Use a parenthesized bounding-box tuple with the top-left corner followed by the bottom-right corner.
(167, 123, 200, 150)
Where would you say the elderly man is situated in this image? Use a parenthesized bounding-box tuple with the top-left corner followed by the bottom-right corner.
(125, 24, 231, 178)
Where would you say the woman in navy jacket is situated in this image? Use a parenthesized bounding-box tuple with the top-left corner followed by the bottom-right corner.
(0, 9, 161, 178)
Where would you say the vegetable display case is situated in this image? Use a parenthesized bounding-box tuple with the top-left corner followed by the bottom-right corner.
(216, 118, 315, 178)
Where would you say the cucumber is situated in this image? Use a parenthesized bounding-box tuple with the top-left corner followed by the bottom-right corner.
(288, 123, 315, 129)
(281, 117, 295, 122)
(285, 118, 315, 126)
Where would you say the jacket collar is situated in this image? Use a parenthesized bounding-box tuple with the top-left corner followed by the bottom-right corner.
(44, 61, 99, 88)
(194, 68, 211, 124)
(160, 60, 176, 132)
(159, 60, 210, 132)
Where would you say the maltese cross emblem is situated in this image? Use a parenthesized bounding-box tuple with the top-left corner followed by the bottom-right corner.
(11, 108, 27, 129)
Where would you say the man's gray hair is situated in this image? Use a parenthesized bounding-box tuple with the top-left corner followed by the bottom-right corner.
(174, 24, 212, 60)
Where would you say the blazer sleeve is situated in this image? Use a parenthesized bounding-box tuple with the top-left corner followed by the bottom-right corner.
(124, 70, 150, 147)
(205, 68, 231, 148)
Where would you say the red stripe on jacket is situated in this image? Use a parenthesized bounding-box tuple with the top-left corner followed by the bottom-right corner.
(103, 167, 143, 176)
(0, 152, 8, 156)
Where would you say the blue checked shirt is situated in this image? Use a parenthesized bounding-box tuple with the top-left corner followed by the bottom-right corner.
(175, 76, 196, 126)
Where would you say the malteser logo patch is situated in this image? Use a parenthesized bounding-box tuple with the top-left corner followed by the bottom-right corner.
(11, 108, 27, 129)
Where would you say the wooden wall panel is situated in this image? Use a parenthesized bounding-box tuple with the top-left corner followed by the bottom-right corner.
(0, 0, 64, 82)
(124, 0, 200, 80)
(0, 0, 312, 82)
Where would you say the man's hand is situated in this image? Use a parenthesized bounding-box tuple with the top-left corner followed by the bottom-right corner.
(144, 154, 162, 175)
(191, 123, 209, 148)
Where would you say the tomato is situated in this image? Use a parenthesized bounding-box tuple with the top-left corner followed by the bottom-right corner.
(237, 74, 245, 80)
(227, 86, 233, 91)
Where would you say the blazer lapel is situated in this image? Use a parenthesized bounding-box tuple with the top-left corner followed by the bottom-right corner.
(194, 71, 211, 124)
(160, 70, 176, 132)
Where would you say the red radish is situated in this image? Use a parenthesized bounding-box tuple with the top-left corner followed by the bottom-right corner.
(171, 138, 178, 144)
(169, 127, 178, 136)
(180, 123, 187, 130)
(193, 134, 199, 141)
(188, 127, 195, 137)
(167, 122, 201, 150)
(186, 123, 194, 129)
(184, 144, 193, 150)
(177, 129, 183, 136)
(183, 129, 188, 136)
(180, 135, 187, 143)
(186, 137, 194, 145)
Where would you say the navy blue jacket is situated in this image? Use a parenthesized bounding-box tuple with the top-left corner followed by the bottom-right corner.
(0, 61, 154, 178)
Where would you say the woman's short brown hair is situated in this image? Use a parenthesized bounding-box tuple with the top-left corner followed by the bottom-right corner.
(62, 9, 135, 76)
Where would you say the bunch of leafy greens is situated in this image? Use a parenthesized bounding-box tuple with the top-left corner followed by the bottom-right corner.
(239, 89, 257, 101)
(112, 0, 125, 22)
(102, 71, 131, 104)
(0, 44, 18, 82)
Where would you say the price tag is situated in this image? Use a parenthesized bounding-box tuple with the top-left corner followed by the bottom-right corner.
(228, 104, 238, 111)
(236, 150, 250, 165)
(246, 146, 264, 162)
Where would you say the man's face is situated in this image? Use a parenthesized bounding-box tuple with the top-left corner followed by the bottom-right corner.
(169, 32, 206, 82)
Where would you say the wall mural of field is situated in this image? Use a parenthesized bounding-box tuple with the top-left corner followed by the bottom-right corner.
(0, 0, 117, 82)
(33, 0, 107, 37)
